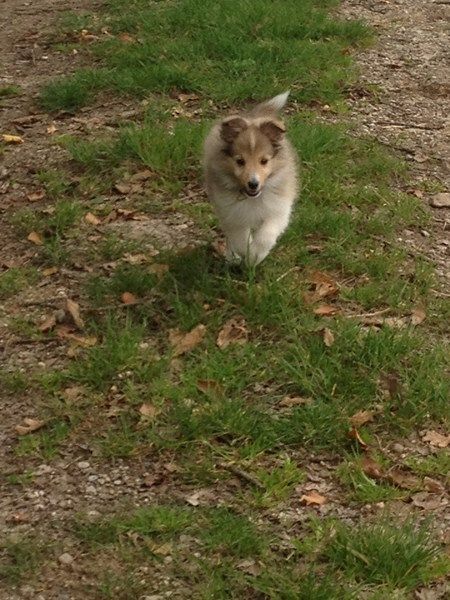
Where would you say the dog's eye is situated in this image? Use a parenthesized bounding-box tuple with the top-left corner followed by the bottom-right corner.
(236, 158, 245, 166)
(260, 158, 269, 165)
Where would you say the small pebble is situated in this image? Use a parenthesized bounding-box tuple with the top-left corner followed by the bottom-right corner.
(77, 461, 90, 470)
(58, 552, 74, 565)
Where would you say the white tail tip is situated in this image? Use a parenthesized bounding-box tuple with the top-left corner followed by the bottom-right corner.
(267, 90, 290, 111)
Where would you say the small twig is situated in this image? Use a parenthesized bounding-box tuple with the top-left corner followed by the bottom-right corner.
(218, 462, 265, 490)
(375, 121, 444, 131)
(344, 308, 391, 319)
(21, 300, 60, 309)
(276, 266, 301, 282)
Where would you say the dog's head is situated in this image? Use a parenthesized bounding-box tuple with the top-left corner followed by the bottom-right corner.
(220, 116, 286, 198)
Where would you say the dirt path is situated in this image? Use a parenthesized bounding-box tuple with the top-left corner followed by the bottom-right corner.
(0, 1, 449, 598)
(338, 0, 450, 283)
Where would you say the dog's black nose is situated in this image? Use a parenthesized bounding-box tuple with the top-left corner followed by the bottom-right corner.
(248, 179, 259, 190)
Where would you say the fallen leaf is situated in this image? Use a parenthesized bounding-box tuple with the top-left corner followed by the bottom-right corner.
(27, 190, 45, 202)
(186, 491, 201, 506)
(149, 541, 172, 556)
(236, 559, 261, 577)
(422, 430, 450, 448)
(211, 239, 227, 257)
(63, 386, 85, 401)
(42, 266, 58, 277)
(84, 212, 101, 226)
(348, 426, 368, 450)
(279, 396, 313, 408)
(350, 410, 374, 428)
(27, 231, 43, 245)
(139, 403, 161, 421)
(217, 317, 248, 349)
(66, 334, 98, 347)
(148, 263, 169, 278)
(300, 491, 327, 506)
(386, 468, 420, 490)
(313, 304, 338, 316)
(66, 298, 85, 330)
(423, 477, 445, 494)
(169, 324, 206, 357)
(304, 271, 339, 303)
(122, 253, 149, 265)
(114, 182, 131, 195)
(178, 93, 199, 103)
(411, 308, 426, 326)
(46, 123, 57, 135)
(196, 379, 224, 396)
(322, 327, 335, 347)
(2, 134, 23, 144)
(130, 170, 153, 182)
(15, 418, 45, 436)
(411, 492, 447, 510)
(361, 455, 384, 480)
(39, 314, 57, 333)
(118, 32, 135, 43)
(121, 291, 138, 305)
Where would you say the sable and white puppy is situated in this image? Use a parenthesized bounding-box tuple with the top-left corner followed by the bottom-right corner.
(203, 91, 298, 266)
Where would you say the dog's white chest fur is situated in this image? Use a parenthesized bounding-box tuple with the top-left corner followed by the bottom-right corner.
(203, 92, 298, 266)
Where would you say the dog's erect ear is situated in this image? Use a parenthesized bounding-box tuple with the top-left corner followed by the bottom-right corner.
(259, 119, 286, 148)
(220, 117, 248, 143)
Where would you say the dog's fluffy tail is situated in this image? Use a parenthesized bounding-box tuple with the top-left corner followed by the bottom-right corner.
(250, 91, 290, 116)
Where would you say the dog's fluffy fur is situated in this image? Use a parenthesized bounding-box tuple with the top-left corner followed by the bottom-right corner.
(203, 91, 298, 266)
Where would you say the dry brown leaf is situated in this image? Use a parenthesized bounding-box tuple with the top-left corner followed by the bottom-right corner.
(148, 263, 169, 278)
(114, 182, 131, 195)
(236, 559, 262, 577)
(66, 298, 84, 330)
(411, 492, 446, 510)
(27, 231, 43, 245)
(211, 239, 227, 257)
(178, 93, 199, 103)
(423, 477, 445, 494)
(348, 426, 368, 450)
(422, 430, 450, 448)
(411, 308, 426, 326)
(118, 32, 135, 43)
(300, 491, 327, 506)
(196, 379, 224, 396)
(279, 396, 313, 408)
(121, 291, 138, 305)
(322, 327, 335, 347)
(67, 334, 98, 347)
(122, 253, 149, 265)
(386, 468, 420, 490)
(84, 212, 101, 226)
(27, 190, 45, 202)
(15, 418, 45, 436)
(42, 266, 58, 277)
(2, 134, 23, 144)
(304, 271, 339, 304)
(139, 403, 161, 420)
(350, 410, 374, 428)
(46, 123, 57, 135)
(313, 304, 338, 316)
(217, 317, 248, 349)
(130, 170, 153, 182)
(39, 314, 57, 333)
(361, 455, 384, 480)
(63, 386, 85, 401)
(169, 324, 206, 357)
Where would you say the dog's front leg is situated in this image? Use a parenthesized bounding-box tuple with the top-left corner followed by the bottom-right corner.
(225, 227, 252, 263)
(247, 220, 286, 266)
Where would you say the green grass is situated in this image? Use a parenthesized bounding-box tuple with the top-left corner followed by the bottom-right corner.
(0, 85, 22, 98)
(0, 538, 45, 585)
(40, 0, 370, 112)
(0, 267, 39, 300)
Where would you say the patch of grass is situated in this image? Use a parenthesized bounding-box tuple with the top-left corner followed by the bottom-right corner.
(37, 169, 72, 199)
(405, 452, 450, 481)
(0, 267, 39, 299)
(86, 264, 159, 304)
(0, 538, 45, 585)
(202, 508, 265, 558)
(40, 0, 370, 112)
(0, 84, 21, 98)
(337, 455, 408, 503)
(253, 458, 306, 506)
(324, 518, 445, 589)
(75, 505, 191, 546)
(5, 471, 35, 487)
(0, 369, 28, 394)
(15, 420, 71, 460)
